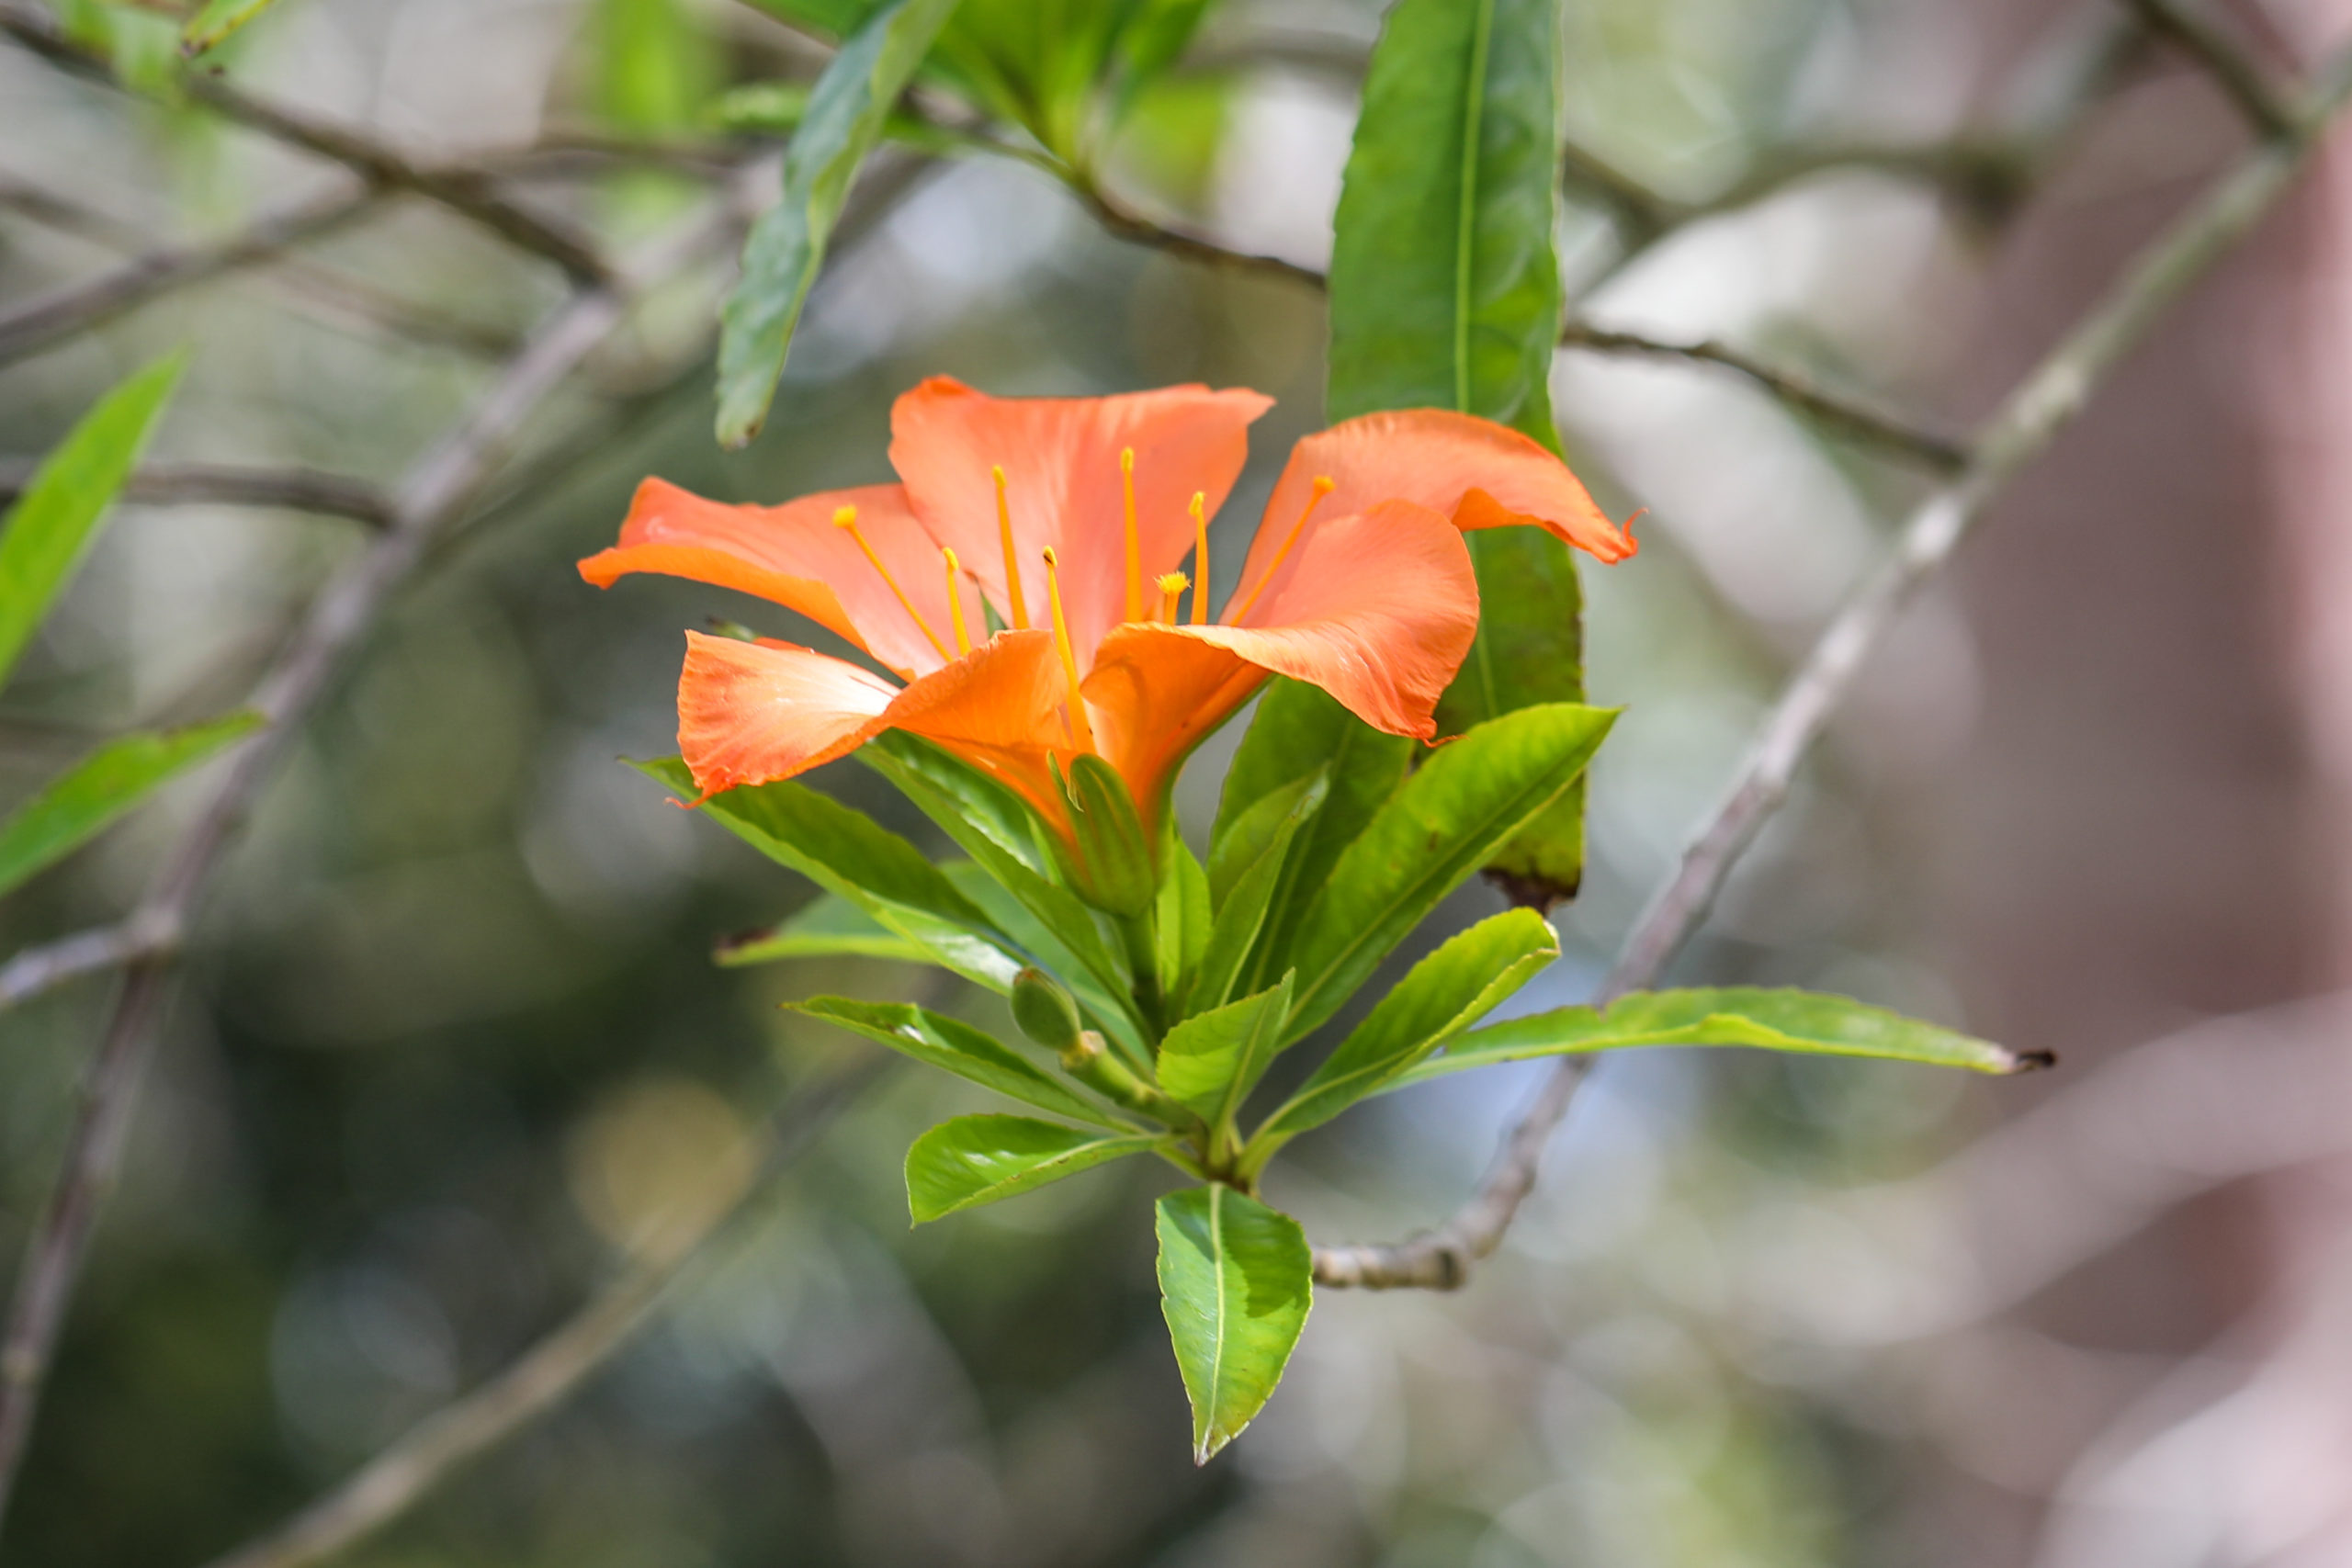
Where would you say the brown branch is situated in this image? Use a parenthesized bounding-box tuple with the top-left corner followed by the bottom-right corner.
(0, 916, 179, 1014)
(1069, 184, 1328, 290)
(1312, 35, 2352, 1292)
(2126, 0, 2298, 138)
(0, 183, 376, 369)
(193, 1055, 889, 1568)
(0, 196, 741, 1534)
(0, 0, 612, 282)
(0, 461, 392, 527)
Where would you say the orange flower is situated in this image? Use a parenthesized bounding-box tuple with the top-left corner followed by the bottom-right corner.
(580, 377, 1633, 847)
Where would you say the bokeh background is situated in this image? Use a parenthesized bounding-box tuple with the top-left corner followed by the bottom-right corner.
(6, 0, 2352, 1563)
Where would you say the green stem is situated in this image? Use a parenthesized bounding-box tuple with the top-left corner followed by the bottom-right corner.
(1114, 907, 1165, 1039)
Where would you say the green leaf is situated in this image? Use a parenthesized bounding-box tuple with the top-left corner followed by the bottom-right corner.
(1391, 987, 2052, 1089)
(1157, 974, 1291, 1131)
(1155, 1184, 1311, 1464)
(1435, 526, 1587, 906)
(1155, 829, 1211, 998)
(637, 758, 1019, 991)
(1283, 704, 1613, 1039)
(1205, 764, 1323, 911)
(0, 355, 184, 689)
(1326, 0, 1562, 440)
(180, 0, 282, 54)
(793, 997, 1134, 1129)
(593, 0, 716, 133)
(941, 862, 1144, 1060)
(0, 711, 260, 897)
(715, 893, 931, 966)
(715, 0, 964, 447)
(1060, 752, 1156, 916)
(1216, 680, 1414, 988)
(906, 1113, 1162, 1222)
(1186, 772, 1323, 1017)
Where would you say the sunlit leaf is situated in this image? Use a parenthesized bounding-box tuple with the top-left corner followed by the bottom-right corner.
(905, 1113, 1162, 1222)
(715, 893, 931, 966)
(1156, 1183, 1311, 1464)
(0, 711, 260, 898)
(1186, 772, 1323, 1018)
(1283, 704, 1612, 1039)
(792, 996, 1135, 1128)
(1390, 987, 2052, 1088)
(1157, 974, 1290, 1131)
(0, 355, 183, 689)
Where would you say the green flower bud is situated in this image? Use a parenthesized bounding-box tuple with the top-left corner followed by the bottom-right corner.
(1011, 966, 1082, 1050)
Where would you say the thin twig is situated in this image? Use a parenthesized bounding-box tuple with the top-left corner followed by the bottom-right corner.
(194, 1055, 890, 1568)
(1557, 323, 1971, 470)
(2126, 0, 2298, 138)
(0, 184, 376, 369)
(0, 197, 741, 1534)
(0, 461, 392, 527)
(0, 0, 612, 283)
(0, 916, 179, 1014)
(1312, 37, 2352, 1292)
(1069, 184, 1327, 289)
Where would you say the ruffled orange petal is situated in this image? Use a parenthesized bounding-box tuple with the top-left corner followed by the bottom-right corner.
(888, 376, 1272, 662)
(582, 479, 982, 680)
(676, 627, 1081, 839)
(1234, 410, 1632, 615)
(1085, 501, 1478, 817)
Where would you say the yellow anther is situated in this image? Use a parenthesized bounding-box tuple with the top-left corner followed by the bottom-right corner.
(942, 547, 972, 656)
(992, 465, 1029, 630)
(1230, 475, 1335, 626)
(1157, 571, 1189, 623)
(1121, 446, 1142, 624)
(1040, 547, 1096, 752)
(1189, 491, 1208, 626)
(834, 504, 948, 660)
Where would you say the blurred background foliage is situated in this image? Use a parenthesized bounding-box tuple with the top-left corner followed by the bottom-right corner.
(2, 0, 2329, 1563)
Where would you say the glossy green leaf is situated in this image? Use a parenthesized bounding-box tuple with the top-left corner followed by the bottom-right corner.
(1156, 1184, 1311, 1464)
(715, 0, 963, 447)
(1060, 752, 1156, 916)
(0, 355, 183, 689)
(1186, 772, 1324, 1017)
(1155, 829, 1211, 998)
(1391, 987, 2051, 1089)
(940, 862, 1144, 1060)
(715, 893, 929, 966)
(1326, 0, 1562, 440)
(0, 711, 260, 897)
(180, 0, 281, 53)
(1436, 526, 1588, 907)
(1216, 680, 1414, 991)
(1205, 765, 1323, 911)
(1157, 974, 1291, 1131)
(792, 997, 1133, 1128)
(1246, 908, 1555, 1167)
(636, 758, 1018, 991)
(906, 1113, 1162, 1222)
(1283, 704, 1613, 1038)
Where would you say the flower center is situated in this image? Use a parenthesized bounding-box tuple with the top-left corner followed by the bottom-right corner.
(833, 504, 948, 661)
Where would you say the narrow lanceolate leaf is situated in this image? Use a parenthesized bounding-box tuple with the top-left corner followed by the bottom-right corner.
(636, 758, 1019, 991)
(1205, 765, 1323, 912)
(1155, 829, 1211, 1000)
(1156, 1184, 1312, 1464)
(715, 0, 964, 446)
(1186, 773, 1323, 1018)
(792, 997, 1136, 1129)
(181, 0, 283, 54)
(1245, 908, 1555, 1169)
(715, 892, 931, 966)
(1157, 974, 1292, 1131)
(1283, 704, 1613, 1039)
(905, 1113, 1162, 1223)
(0, 711, 260, 897)
(1327, 0, 1590, 905)
(1390, 987, 2052, 1090)
(0, 355, 183, 688)
(942, 862, 1145, 1061)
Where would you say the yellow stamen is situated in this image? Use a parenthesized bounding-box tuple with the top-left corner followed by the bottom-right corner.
(1040, 547, 1095, 752)
(1157, 571, 1189, 624)
(833, 505, 947, 660)
(1228, 475, 1335, 625)
(942, 547, 972, 656)
(992, 465, 1029, 630)
(1188, 491, 1208, 626)
(1121, 446, 1142, 624)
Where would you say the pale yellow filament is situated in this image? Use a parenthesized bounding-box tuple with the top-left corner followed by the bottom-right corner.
(942, 547, 972, 655)
(833, 505, 947, 660)
(1227, 476, 1335, 626)
(1040, 547, 1096, 752)
(992, 465, 1029, 630)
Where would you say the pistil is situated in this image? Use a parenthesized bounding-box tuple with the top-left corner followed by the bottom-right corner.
(1188, 491, 1208, 626)
(1157, 571, 1189, 624)
(992, 465, 1030, 629)
(1121, 446, 1142, 624)
(832, 505, 948, 660)
(1228, 475, 1335, 625)
(942, 547, 972, 655)
(1040, 547, 1096, 752)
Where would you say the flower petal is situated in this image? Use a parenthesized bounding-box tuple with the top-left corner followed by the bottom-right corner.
(1235, 410, 1632, 615)
(582, 478, 981, 679)
(888, 376, 1273, 661)
(1086, 501, 1478, 812)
